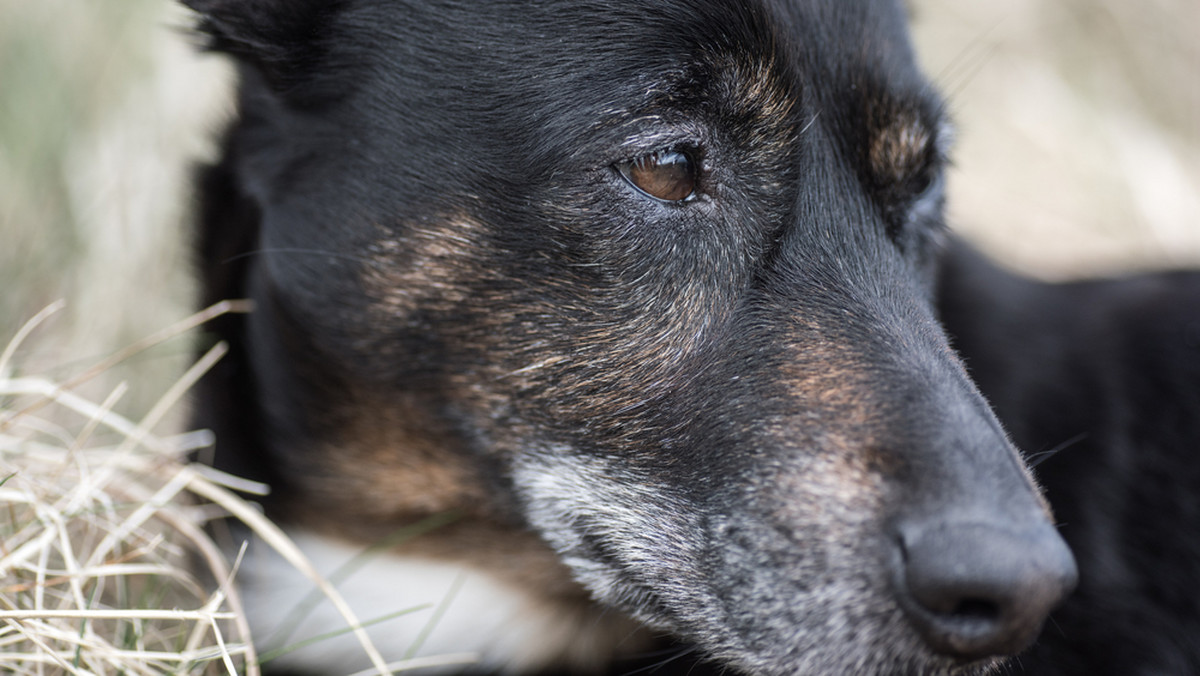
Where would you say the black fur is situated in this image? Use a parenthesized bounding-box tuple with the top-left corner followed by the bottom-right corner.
(184, 1, 1198, 674)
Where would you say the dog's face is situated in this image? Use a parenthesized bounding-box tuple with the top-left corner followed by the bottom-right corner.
(191, 1, 1077, 674)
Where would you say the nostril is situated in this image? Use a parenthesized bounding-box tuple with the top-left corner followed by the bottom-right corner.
(893, 520, 1077, 661)
(909, 581, 1006, 622)
(950, 598, 1000, 623)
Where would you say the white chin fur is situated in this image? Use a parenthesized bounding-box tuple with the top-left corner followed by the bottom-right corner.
(236, 527, 628, 674)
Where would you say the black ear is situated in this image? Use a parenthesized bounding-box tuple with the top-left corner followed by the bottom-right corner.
(182, 0, 349, 98)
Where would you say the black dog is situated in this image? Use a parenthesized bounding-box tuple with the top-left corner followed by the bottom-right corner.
(184, 1, 1198, 674)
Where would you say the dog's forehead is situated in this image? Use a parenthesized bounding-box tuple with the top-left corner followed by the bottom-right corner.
(301, 0, 942, 226)
(343, 0, 927, 125)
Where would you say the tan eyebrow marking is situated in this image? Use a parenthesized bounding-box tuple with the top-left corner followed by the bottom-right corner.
(869, 107, 934, 185)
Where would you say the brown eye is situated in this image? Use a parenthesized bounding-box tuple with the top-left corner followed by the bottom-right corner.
(617, 149, 698, 203)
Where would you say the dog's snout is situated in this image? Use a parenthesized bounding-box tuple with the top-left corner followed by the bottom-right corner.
(893, 519, 1078, 660)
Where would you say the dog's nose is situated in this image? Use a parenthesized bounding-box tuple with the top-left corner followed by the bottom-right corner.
(894, 520, 1077, 660)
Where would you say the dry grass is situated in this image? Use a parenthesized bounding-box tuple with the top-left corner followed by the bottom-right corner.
(0, 303, 425, 675)
(0, 303, 252, 674)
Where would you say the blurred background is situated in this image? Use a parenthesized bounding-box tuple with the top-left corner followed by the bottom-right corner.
(0, 0, 229, 416)
(1, 0, 1198, 414)
(913, 0, 1200, 275)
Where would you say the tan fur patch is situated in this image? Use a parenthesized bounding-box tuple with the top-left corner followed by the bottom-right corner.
(774, 320, 909, 494)
(716, 55, 801, 191)
(869, 107, 933, 185)
(720, 55, 797, 132)
(297, 392, 490, 518)
(361, 214, 737, 427)
(362, 217, 492, 318)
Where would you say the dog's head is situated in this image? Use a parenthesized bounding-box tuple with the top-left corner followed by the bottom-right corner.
(188, 1, 1076, 674)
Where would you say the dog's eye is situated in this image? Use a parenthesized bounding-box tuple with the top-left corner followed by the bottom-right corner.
(910, 164, 939, 199)
(617, 149, 698, 203)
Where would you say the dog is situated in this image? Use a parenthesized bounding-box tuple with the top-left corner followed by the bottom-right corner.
(184, 1, 1199, 674)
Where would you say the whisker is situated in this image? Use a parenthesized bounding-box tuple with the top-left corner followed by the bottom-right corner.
(1028, 432, 1088, 468)
(932, 18, 1005, 104)
(621, 643, 703, 676)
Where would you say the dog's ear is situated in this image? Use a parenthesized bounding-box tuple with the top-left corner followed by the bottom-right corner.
(182, 0, 349, 99)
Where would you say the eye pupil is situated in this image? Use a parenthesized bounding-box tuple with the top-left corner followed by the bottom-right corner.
(619, 149, 697, 203)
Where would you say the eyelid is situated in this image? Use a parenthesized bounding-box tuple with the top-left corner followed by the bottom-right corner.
(906, 168, 945, 221)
